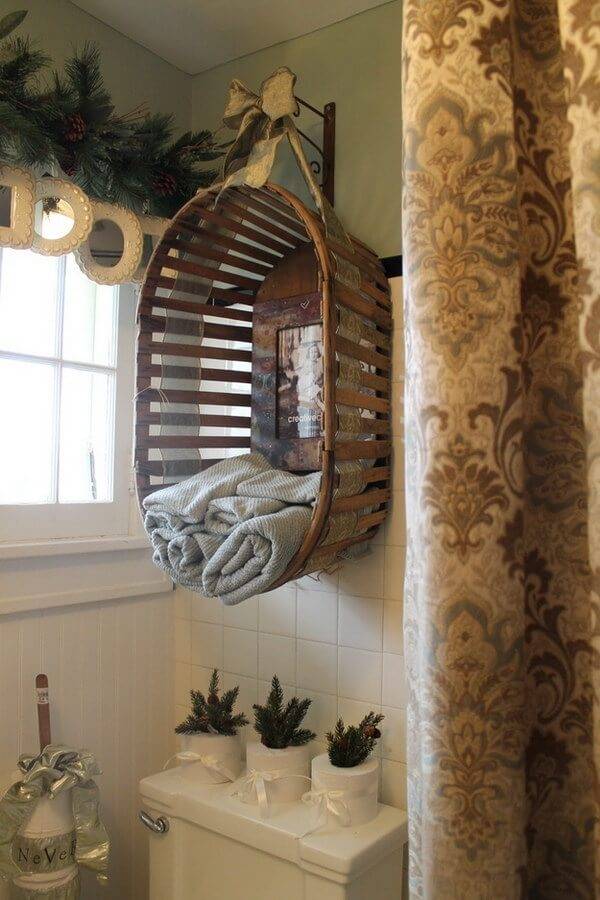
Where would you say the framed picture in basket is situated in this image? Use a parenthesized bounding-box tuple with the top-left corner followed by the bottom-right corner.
(251, 244, 324, 471)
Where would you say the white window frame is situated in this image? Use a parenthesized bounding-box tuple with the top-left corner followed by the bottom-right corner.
(0, 250, 137, 543)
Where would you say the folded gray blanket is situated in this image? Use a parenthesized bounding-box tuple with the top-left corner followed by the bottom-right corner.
(143, 453, 321, 604)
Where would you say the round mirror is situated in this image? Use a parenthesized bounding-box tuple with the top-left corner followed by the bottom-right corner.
(32, 178, 92, 256)
(74, 200, 142, 284)
(36, 198, 75, 240)
(89, 218, 125, 268)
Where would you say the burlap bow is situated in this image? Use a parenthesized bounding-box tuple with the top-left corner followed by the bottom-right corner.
(221, 67, 299, 186)
(215, 66, 359, 286)
(0, 745, 109, 887)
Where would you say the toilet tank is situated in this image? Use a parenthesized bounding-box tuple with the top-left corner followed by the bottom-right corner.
(139, 769, 407, 900)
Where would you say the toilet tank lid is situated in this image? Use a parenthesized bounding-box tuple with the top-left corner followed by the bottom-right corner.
(140, 770, 407, 881)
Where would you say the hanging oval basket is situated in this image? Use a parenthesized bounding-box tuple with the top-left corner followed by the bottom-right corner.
(135, 182, 392, 586)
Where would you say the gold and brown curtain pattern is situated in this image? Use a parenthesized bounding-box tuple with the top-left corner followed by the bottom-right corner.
(402, 0, 599, 894)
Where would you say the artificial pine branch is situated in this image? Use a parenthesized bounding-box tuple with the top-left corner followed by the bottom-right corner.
(252, 675, 316, 749)
(326, 712, 385, 768)
(0, 10, 222, 216)
(175, 669, 249, 736)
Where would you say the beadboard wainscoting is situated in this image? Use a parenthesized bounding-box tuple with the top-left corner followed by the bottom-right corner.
(174, 276, 406, 807)
(0, 579, 173, 900)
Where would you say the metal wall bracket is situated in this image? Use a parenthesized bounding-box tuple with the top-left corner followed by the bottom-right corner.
(294, 96, 336, 206)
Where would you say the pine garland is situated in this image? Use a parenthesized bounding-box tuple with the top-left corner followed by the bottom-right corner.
(175, 669, 249, 736)
(252, 676, 316, 749)
(326, 712, 384, 767)
(0, 10, 223, 216)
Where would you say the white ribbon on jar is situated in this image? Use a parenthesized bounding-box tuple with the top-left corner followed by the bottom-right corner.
(163, 751, 238, 783)
(232, 769, 311, 818)
(301, 788, 351, 832)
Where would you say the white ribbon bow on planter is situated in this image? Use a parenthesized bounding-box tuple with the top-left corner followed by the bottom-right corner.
(301, 788, 351, 832)
(163, 751, 238, 783)
(232, 769, 311, 818)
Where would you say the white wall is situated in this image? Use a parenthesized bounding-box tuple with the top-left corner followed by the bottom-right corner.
(174, 277, 406, 808)
(0, 3, 188, 898)
(0, 591, 172, 900)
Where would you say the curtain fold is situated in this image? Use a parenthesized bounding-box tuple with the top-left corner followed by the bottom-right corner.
(402, 0, 599, 894)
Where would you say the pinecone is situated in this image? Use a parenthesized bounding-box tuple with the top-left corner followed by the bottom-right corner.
(362, 725, 381, 739)
(153, 171, 177, 197)
(61, 156, 78, 177)
(63, 113, 87, 143)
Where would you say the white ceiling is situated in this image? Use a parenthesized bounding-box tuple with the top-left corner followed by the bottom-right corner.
(71, 0, 390, 75)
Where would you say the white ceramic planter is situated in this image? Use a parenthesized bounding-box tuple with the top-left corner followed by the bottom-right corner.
(311, 753, 380, 826)
(177, 733, 242, 784)
(244, 741, 311, 805)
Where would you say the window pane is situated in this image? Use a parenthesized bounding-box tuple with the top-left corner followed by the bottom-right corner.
(58, 367, 115, 503)
(62, 256, 117, 366)
(0, 248, 59, 357)
(0, 358, 56, 504)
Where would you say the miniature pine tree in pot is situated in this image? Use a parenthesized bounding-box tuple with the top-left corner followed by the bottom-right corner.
(176, 668, 249, 736)
(326, 712, 384, 768)
(310, 712, 385, 827)
(175, 669, 248, 784)
(252, 675, 316, 749)
(244, 676, 316, 806)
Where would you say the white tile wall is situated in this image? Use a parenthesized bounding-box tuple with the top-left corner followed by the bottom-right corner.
(172, 277, 406, 809)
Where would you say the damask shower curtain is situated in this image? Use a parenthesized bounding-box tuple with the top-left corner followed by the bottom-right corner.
(402, 0, 599, 895)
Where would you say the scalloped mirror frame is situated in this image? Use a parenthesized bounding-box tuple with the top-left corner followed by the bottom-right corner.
(31, 177, 93, 256)
(75, 200, 143, 285)
(0, 165, 35, 249)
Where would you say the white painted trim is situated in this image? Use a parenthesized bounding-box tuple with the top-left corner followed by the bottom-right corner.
(0, 576, 173, 617)
(0, 534, 150, 560)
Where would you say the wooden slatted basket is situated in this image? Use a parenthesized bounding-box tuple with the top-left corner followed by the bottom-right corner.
(135, 182, 392, 588)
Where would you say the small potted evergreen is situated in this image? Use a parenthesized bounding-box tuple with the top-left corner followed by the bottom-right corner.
(244, 676, 316, 805)
(175, 669, 248, 783)
(311, 712, 385, 826)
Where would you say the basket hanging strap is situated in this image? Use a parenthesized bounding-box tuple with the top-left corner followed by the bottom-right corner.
(207, 66, 360, 290)
(0, 745, 109, 885)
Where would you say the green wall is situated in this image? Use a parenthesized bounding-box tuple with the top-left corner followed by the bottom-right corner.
(190, 1, 402, 257)
(0, 0, 190, 126)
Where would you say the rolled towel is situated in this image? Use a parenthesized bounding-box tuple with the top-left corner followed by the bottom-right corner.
(202, 505, 313, 605)
(149, 528, 226, 586)
(143, 453, 272, 527)
(143, 454, 274, 585)
(204, 496, 284, 535)
(238, 469, 321, 505)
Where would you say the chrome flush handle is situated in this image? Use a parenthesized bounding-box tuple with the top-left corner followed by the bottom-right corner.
(139, 809, 170, 834)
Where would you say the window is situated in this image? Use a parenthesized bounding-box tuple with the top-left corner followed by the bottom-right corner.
(0, 215, 136, 542)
